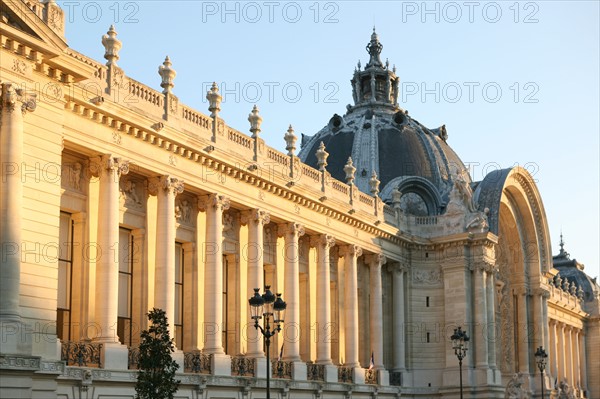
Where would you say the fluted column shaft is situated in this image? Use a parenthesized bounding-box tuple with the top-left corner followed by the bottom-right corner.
(200, 194, 230, 354)
(550, 320, 558, 380)
(558, 322, 566, 381)
(278, 222, 305, 361)
(392, 265, 406, 371)
(0, 83, 35, 321)
(92, 154, 129, 342)
(566, 327, 574, 385)
(152, 176, 184, 340)
(311, 234, 335, 365)
(366, 254, 386, 369)
(342, 244, 362, 367)
(242, 209, 270, 358)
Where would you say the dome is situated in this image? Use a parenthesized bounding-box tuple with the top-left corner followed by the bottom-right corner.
(552, 235, 600, 304)
(298, 30, 471, 216)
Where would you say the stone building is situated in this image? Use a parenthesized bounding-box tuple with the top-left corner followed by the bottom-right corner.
(0, 1, 598, 398)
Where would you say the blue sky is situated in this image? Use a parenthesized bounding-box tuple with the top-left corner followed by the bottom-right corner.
(60, 1, 599, 279)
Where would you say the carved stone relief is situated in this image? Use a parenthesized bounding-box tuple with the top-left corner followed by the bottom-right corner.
(119, 177, 144, 210)
(175, 196, 194, 226)
(412, 267, 442, 285)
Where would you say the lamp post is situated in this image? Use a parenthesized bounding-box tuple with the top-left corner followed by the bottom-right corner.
(249, 286, 286, 399)
(534, 346, 548, 399)
(451, 326, 470, 399)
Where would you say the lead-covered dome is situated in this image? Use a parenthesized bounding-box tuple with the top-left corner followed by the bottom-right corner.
(298, 30, 470, 216)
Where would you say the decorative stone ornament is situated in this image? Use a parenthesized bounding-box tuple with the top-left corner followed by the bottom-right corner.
(158, 56, 176, 94)
(344, 157, 356, 185)
(101, 25, 122, 66)
(206, 82, 221, 118)
(316, 142, 329, 171)
(391, 188, 402, 208)
(284, 125, 297, 156)
(369, 170, 380, 197)
(248, 105, 262, 138)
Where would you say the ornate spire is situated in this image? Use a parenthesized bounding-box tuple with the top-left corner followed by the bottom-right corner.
(365, 27, 383, 69)
(349, 30, 400, 109)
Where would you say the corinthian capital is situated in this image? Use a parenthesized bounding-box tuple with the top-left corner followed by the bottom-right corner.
(310, 234, 336, 249)
(198, 193, 230, 211)
(278, 222, 305, 238)
(342, 244, 362, 258)
(365, 253, 387, 267)
(159, 175, 184, 195)
(240, 209, 270, 226)
(89, 154, 129, 179)
(1, 83, 37, 114)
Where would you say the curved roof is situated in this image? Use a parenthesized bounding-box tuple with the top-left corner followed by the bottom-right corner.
(298, 31, 470, 213)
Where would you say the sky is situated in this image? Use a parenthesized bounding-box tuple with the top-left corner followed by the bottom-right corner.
(58, 1, 599, 280)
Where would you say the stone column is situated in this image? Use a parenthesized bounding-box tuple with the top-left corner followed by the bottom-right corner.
(365, 254, 386, 368)
(392, 264, 407, 372)
(566, 326, 573, 386)
(199, 193, 231, 375)
(150, 176, 184, 341)
(241, 209, 270, 358)
(278, 222, 304, 361)
(278, 222, 306, 380)
(0, 83, 35, 325)
(485, 267, 498, 369)
(473, 263, 489, 369)
(574, 329, 581, 389)
(342, 245, 362, 367)
(310, 234, 335, 365)
(550, 320, 558, 381)
(516, 289, 530, 374)
(89, 154, 129, 369)
(557, 322, 565, 381)
(91, 154, 129, 344)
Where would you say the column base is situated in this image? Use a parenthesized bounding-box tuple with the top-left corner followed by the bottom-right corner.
(211, 353, 232, 376)
(0, 319, 31, 355)
(173, 349, 184, 372)
(254, 357, 267, 378)
(290, 361, 307, 381)
(377, 369, 389, 386)
(353, 367, 365, 385)
(101, 342, 128, 370)
(324, 364, 339, 383)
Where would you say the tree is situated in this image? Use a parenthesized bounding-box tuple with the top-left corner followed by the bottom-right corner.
(135, 308, 180, 399)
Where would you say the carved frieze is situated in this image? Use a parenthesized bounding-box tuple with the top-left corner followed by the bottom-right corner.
(175, 196, 194, 226)
(412, 267, 442, 285)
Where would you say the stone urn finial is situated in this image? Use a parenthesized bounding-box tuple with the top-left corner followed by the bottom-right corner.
(369, 170, 380, 197)
(344, 157, 356, 185)
(248, 105, 262, 138)
(284, 125, 297, 156)
(102, 25, 122, 66)
(206, 82, 222, 118)
(158, 56, 176, 94)
(316, 142, 329, 171)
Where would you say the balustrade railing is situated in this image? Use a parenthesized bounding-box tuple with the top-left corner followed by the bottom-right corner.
(389, 371, 402, 386)
(184, 350, 212, 374)
(61, 341, 103, 368)
(231, 355, 255, 377)
(306, 361, 325, 381)
(338, 366, 354, 383)
(365, 368, 378, 384)
(272, 360, 292, 379)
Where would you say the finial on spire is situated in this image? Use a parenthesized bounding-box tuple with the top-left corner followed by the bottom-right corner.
(560, 230, 565, 252)
(102, 25, 122, 67)
(365, 28, 383, 69)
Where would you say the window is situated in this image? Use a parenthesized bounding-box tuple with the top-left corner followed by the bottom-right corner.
(118, 228, 133, 346)
(57, 212, 73, 342)
(174, 243, 184, 347)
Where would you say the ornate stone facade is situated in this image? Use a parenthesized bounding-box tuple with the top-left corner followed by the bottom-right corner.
(0, 2, 598, 399)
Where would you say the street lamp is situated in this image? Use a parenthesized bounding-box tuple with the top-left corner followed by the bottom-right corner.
(534, 346, 548, 399)
(249, 286, 286, 399)
(451, 326, 470, 399)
